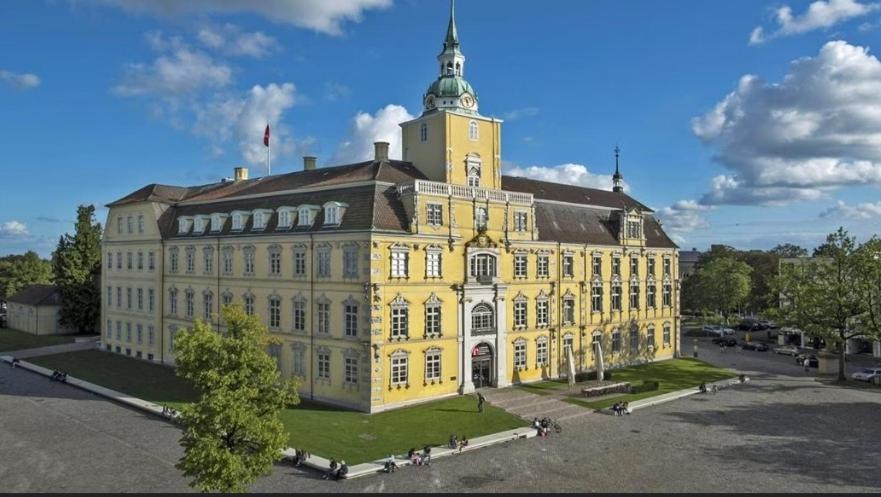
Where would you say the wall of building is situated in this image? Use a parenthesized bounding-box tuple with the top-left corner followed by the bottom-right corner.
(6, 302, 72, 336)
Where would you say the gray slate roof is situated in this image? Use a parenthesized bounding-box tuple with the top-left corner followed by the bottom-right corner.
(7, 284, 62, 306)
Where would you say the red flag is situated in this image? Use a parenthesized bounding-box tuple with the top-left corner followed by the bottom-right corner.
(263, 124, 271, 147)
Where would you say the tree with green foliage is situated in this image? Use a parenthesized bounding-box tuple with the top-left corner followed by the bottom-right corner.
(174, 304, 299, 493)
(740, 250, 779, 315)
(0, 251, 53, 300)
(855, 236, 881, 349)
(776, 228, 878, 381)
(771, 243, 808, 258)
(52, 205, 102, 333)
(687, 256, 752, 324)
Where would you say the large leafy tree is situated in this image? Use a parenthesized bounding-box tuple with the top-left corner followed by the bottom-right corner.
(0, 251, 53, 300)
(856, 237, 881, 347)
(52, 205, 102, 333)
(174, 304, 299, 493)
(771, 243, 808, 258)
(687, 256, 752, 324)
(776, 228, 877, 381)
(740, 250, 779, 315)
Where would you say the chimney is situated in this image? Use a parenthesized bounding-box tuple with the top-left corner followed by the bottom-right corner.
(303, 156, 317, 171)
(374, 141, 390, 162)
(234, 167, 248, 182)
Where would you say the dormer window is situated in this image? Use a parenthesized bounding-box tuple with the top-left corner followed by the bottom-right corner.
(177, 216, 193, 234)
(297, 205, 320, 227)
(209, 213, 227, 232)
(627, 220, 642, 239)
(193, 215, 209, 234)
(230, 210, 250, 232)
(323, 201, 349, 226)
(276, 206, 295, 230)
(252, 209, 273, 231)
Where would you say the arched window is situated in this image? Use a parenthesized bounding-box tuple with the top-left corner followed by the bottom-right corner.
(471, 303, 495, 333)
(468, 168, 480, 188)
(455, 62, 462, 76)
(420, 123, 428, 142)
(469, 120, 479, 141)
(470, 253, 496, 278)
(446, 61, 454, 75)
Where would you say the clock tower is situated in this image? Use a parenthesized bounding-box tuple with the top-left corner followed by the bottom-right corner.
(400, 0, 503, 189)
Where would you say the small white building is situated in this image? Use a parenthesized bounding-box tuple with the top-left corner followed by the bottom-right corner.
(6, 285, 76, 336)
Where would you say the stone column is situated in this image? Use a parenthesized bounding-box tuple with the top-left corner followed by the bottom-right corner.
(494, 285, 509, 388)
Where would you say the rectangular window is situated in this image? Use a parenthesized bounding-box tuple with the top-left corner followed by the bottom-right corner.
(562, 254, 574, 278)
(293, 300, 306, 332)
(137, 288, 143, 311)
(203, 293, 213, 322)
(514, 254, 527, 278)
(627, 220, 641, 239)
(611, 284, 622, 311)
(293, 250, 306, 277)
(612, 257, 621, 276)
(591, 285, 603, 312)
(117, 287, 122, 309)
(514, 301, 527, 328)
(647, 327, 656, 348)
(106, 286, 112, 307)
(115, 321, 121, 340)
(391, 250, 408, 278)
(318, 353, 330, 379)
(425, 305, 441, 336)
(391, 355, 408, 385)
(106, 320, 112, 338)
(244, 295, 254, 316)
(169, 327, 177, 352)
(126, 287, 132, 309)
(318, 302, 330, 335)
(647, 257, 656, 277)
(345, 303, 358, 337)
(425, 351, 441, 381)
(136, 324, 143, 345)
(222, 249, 233, 275)
(244, 249, 255, 275)
(278, 210, 291, 229)
(663, 324, 672, 346)
(169, 250, 178, 273)
(663, 258, 671, 276)
(536, 339, 548, 366)
(106, 252, 112, 270)
(116, 251, 122, 270)
(514, 212, 528, 232)
(537, 255, 549, 278)
(536, 300, 549, 327)
(475, 207, 488, 229)
(426, 250, 442, 278)
(592, 255, 602, 277)
(204, 249, 214, 274)
(125, 322, 132, 342)
(345, 357, 359, 384)
(269, 298, 280, 329)
(562, 298, 575, 324)
(630, 258, 639, 277)
(148, 325, 155, 345)
(185, 292, 194, 319)
(137, 252, 144, 271)
(663, 283, 672, 307)
(292, 347, 305, 376)
(127, 252, 133, 270)
(270, 251, 282, 276)
(169, 289, 177, 315)
(391, 306, 409, 338)
(612, 332, 621, 353)
(647, 284, 656, 309)
(148, 251, 155, 271)
(137, 215, 144, 234)
(127, 216, 133, 234)
(426, 203, 443, 226)
(117, 216, 123, 234)
(630, 284, 639, 309)
(514, 341, 527, 368)
(343, 246, 359, 278)
(630, 329, 640, 352)
(185, 249, 195, 274)
(317, 250, 331, 278)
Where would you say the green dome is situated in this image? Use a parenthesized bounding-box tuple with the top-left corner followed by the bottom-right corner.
(426, 76, 478, 100)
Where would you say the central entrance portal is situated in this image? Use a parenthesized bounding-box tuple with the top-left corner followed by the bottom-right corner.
(471, 342, 494, 388)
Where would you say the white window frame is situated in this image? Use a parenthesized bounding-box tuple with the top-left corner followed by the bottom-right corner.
(425, 349, 442, 382)
(426, 203, 443, 226)
(390, 248, 409, 278)
(391, 353, 409, 386)
(426, 248, 442, 278)
(536, 337, 549, 366)
(514, 339, 527, 369)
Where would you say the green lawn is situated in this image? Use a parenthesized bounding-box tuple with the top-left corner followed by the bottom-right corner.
(514, 379, 568, 396)
(567, 358, 736, 411)
(0, 328, 75, 352)
(27, 350, 527, 464)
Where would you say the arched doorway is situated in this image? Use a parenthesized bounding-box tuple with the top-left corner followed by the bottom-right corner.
(471, 342, 494, 388)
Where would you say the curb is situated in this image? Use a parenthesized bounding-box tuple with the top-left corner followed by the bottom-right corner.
(2, 355, 536, 480)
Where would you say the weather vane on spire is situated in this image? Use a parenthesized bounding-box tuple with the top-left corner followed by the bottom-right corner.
(612, 145, 624, 193)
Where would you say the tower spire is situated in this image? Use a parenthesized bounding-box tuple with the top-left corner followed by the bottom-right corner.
(445, 0, 459, 50)
(612, 145, 624, 193)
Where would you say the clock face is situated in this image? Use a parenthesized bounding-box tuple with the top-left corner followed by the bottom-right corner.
(461, 94, 474, 108)
(425, 95, 436, 109)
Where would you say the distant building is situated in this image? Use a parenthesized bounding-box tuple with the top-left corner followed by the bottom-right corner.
(679, 249, 702, 280)
(6, 284, 75, 336)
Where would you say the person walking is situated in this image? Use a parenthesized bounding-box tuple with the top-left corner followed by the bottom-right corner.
(477, 392, 486, 413)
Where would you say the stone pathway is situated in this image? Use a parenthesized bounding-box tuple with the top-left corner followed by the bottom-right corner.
(5, 339, 98, 359)
(480, 387, 592, 423)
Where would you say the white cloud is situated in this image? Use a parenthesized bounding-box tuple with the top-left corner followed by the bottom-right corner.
(749, 0, 880, 45)
(0, 70, 40, 90)
(820, 199, 881, 218)
(656, 200, 712, 235)
(505, 163, 622, 191)
(194, 83, 299, 171)
(501, 107, 540, 120)
(324, 81, 352, 101)
(197, 23, 278, 58)
(693, 40, 881, 206)
(113, 45, 231, 96)
(331, 104, 414, 164)
(0, 221, 30, 238)
(93, 0, 392, 35)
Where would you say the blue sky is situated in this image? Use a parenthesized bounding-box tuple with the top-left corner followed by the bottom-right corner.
(2, 0, 881, 257)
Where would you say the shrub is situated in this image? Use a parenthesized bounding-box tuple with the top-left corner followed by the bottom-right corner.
(576, 371, 612, 382)
(630, 381, 660, 394)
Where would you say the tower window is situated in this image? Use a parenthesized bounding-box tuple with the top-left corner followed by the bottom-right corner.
(469, 121, 479, 141)
(420, 123, 428, 142)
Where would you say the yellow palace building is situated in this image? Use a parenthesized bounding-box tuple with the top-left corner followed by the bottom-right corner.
(101, 4, 680, 413)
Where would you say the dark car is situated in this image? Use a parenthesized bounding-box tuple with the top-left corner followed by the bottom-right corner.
(712, 336, 738, 347)
(796, 354, 819, 368)
(741, 342, 769, 352)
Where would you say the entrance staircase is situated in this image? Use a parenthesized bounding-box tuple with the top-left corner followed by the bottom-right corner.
(480, 387, 592, 423)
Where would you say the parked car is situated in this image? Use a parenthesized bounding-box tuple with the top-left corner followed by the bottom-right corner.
(702, 325, 735, 336)
(773, 345, 800, 356)
(850, 368, 881, 382)
(795, 354, 819, 368)
(741, 342, 769, 352)
(712, 336, 738, 347)
(758, 320, 779, 329)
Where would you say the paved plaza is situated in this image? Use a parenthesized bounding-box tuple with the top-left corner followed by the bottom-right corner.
(1, 350, 880, 492)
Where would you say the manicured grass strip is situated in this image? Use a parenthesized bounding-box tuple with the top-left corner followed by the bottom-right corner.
(514, 379, 568, 396)
(0, 329, 75, 352)
(29, 349, 199, 406)
(282, 395, 527, 464)
(569, 358, 736, 411)
(26, 350, 528, 465)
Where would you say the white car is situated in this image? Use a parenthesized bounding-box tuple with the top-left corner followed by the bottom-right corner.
(773, 345, 800, 356)
(702, 325, 735, 336)
(850, 368, 881, 382)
